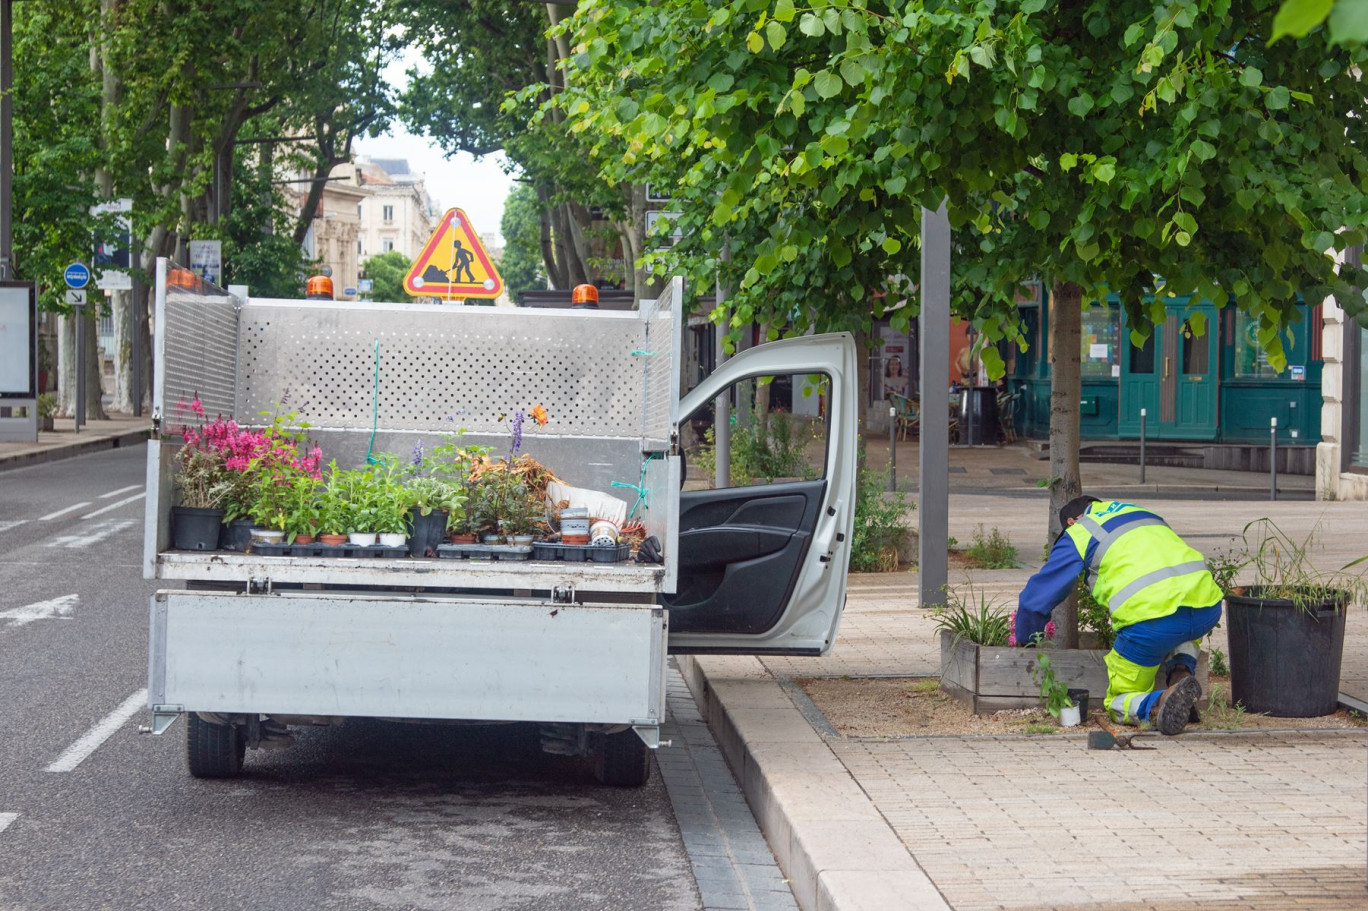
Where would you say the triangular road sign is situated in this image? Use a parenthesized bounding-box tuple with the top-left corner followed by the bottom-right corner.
(403, 208, 504, 300)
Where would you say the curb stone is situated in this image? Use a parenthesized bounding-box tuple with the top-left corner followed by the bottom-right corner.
(679, 655, 952, 911)
(0, 427, 150, 472)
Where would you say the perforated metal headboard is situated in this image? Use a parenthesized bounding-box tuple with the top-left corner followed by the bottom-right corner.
(153, 258, 238, 424)
(234, 300, 677, 445)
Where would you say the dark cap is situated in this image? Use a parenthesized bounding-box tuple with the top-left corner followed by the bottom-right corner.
(1060, 495, 1100, 528)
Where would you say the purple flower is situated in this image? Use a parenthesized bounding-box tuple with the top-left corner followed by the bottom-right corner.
(411, 439, 425, 466)
(509, 410, 524, 458)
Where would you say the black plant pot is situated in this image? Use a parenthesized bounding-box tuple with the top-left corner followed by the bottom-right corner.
(1066, 688, 1090, 718)
(408, 507, 449, 558)
(1226, 587, 1348, 717)
(220, 518, 255, 553)
(172, 506, 223, 551)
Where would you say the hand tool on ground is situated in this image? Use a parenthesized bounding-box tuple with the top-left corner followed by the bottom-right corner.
(1086, 715, 1155, 750)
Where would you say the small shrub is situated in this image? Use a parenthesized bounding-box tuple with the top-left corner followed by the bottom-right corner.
(849, 467, 913, 572)
(1209, 647, 1229, 677)
(694, 408, 819, 485)
(934, 583, 1011, 646)
(964, 524, 1018, 568)
(1076, 581, 1115, 649)
(1204, 684, 1246, 730)
(908, 678, 940, 694)
(1020, 723, 1058, 735)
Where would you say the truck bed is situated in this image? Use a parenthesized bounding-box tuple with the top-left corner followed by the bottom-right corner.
(154, 551, 666, 594)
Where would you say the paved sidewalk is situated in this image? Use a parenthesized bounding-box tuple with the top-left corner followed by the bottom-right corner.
(684, 494, 1368, 911)
(0, 413, 151, 471)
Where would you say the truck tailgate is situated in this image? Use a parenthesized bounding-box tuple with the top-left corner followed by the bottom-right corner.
(150, 591, 666, 725)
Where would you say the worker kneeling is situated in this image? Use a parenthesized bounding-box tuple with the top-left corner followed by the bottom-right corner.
(1015, 496, 1223, 735)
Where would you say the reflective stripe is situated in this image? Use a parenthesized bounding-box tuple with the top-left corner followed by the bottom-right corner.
(1171, 640, 1199, 660)
(1077, 513, 1168, 584)
(1111, 560, 1210, 610)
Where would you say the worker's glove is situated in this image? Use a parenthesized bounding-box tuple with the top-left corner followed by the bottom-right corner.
(637, 536, 663, 564)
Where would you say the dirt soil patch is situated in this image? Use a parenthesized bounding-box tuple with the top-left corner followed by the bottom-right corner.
(796, 675, 1368, 738)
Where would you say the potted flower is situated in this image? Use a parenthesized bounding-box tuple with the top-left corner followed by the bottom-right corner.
(373, 466, 410, 549)
(1033, 654, 1085, 728)
(316, 465, 349, 546)
(283, 474, 321, 544)
(1223, 520, 1365, 717)
(36, 393, 57, 433)
(499, 478, 544, 546)
(405, 477, 464, 557)
(171, 421, 230, 552)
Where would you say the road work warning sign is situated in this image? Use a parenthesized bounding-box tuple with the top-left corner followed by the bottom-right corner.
(403, 208, 504, 300)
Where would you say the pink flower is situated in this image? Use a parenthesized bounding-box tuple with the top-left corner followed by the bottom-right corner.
(190, 398, 205, 417)
(1045, 621, 1057, 639)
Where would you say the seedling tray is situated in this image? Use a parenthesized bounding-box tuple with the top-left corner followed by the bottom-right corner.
(532, 542, 633, 564)
(437, 544, 533, 561)
(250, 543, 408, 559)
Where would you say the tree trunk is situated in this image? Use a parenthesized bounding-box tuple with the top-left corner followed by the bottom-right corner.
(56, 312, 108, 420)
(1048, 279, 1084, 647)
(536, 185, 564, 289)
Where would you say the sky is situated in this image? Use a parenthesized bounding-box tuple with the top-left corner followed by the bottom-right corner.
(355, 47, 516, 244)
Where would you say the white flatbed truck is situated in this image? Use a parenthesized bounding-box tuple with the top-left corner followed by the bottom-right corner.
(142, 262, 857, 785)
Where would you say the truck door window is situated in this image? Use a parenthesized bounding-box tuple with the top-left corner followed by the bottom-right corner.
(682, 372, 830, 490)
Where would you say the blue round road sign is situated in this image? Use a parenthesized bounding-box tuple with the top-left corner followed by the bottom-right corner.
(64, 262, 91, 289)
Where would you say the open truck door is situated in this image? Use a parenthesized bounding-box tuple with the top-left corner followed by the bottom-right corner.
(665, 333, 858, 656)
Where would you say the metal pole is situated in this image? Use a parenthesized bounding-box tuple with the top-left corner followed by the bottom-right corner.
(918, 201, 951, 610)
(888, 405, 897, 492)
(714, 246, 731, 489)
(131, 271, 142, 417)
(1270, 416, 1278, 502)
(75, 309, 85, 432)
(1139, 408, 1147, 484)
(0, 0, 12, 281)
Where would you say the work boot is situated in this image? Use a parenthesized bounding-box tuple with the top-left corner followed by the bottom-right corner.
(1149, 675, 1201, 736)
(1167, 665, 1202, 724)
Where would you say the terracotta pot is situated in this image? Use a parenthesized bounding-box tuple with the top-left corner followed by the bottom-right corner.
(294, 533, 316, 545)
(318, 533, 348, 546)
(562, 534, 590, 546)
(449, 533, 477, 545)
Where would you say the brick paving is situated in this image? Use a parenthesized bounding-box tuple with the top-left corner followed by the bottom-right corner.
(754, 493, 1368, 910)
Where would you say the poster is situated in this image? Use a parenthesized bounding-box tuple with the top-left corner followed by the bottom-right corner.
(0, 285, 34, 396)
(92, 198, 133, 291)
(879, 326, 910, 399)
(188, 240, 223, 286)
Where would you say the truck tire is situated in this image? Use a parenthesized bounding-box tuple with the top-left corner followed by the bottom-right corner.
(186, 713, 245, 779)
(594, 730, 651, 787)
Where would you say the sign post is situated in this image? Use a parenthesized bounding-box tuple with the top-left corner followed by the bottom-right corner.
(65, 262, 90, 432)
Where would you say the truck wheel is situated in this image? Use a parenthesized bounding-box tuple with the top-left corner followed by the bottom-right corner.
(186, 713, 245, 779)
(594, 730, 651, 787)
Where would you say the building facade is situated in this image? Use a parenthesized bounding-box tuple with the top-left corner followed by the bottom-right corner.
(352, 158, 438, 263)
(1315, 286, 1368, 499)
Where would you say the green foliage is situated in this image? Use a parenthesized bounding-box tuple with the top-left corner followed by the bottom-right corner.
(1204, 684, 1247, 730)
(1075, 580, 1116, 649)
(964, 525, 1018, 569)
(1209, 647, 1230, 677)
(1271, 0, 1368, 46)
(934, 583, 1011, 646)
(849, 468, 913, 573)
(1031, 654, 1074, 719)
(363, 250, 415, 303)
(500, 182, 548, 301)
(548, 0, 1368, 368)
(1237, 518, 1368, 609)
(1206, 547, 1250, 594)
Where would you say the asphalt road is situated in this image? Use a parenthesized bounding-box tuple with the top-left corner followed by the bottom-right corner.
(0, 447, 742, 911)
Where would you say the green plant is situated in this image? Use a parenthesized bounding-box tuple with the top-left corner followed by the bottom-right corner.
(1020, 723, 1058, 735)
(36, 393, 57, 419)
(1204, 684, 1246, 730)
(964, 524, 1018, 569)
(1031, 654, 1074, 719)
(281, 473, 321, 540)
(404, 476, 467, 525)
(1205, 547, 1249, 595)
(1235, 519, 1368, 611)
(934, 583, 1011, 646)
(316, 465, 349, 536)
(1209, 647, 1229, 677)
(909, 678, 940, 694)
(849, 467, 913, 572)
(1075, 581, 1115, 649)
(694, 407, 820, 486)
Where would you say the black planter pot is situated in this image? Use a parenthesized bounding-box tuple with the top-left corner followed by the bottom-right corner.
(172, 506, 223, 551)
(1226, 587, 1348, 717)
(407, 507, 449, 558)
(220, 518, 255, 553)
(1066, 688, 1090, 717)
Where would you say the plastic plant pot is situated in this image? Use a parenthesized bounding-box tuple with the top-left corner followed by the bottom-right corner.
(1058, 703, 1082, 727)
(378, 533, 406, 548)
(348, 532, 378, 547)
(171, 506, 223, 551)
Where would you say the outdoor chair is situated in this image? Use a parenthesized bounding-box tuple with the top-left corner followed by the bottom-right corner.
(888, 392, 919, 440)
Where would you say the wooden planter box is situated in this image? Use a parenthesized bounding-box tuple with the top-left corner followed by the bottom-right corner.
(938, 630, 1208, 715)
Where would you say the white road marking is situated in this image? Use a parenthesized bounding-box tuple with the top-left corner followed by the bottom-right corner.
(0, 813, 17, 834)
(0, 594, 78, 628)
(81, 493, 145, 519)
(47, 519, 134, 548)
(38, 502, 91, 521)
(46, 689, 148, 773)
(98, 484, 143, 499)
(0, 520, 26, 533)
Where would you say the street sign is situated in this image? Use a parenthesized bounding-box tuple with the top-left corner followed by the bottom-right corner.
(65, 289, 87, 307)
(403, 208, 504, 300)
(343, 287, 357, 297)
(91, 198, 133, 291)
(63, 263, 91, 290)
(358, 278, 373, 294)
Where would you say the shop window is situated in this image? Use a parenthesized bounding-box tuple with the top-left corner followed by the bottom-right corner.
(1079, 304, 1120, 378)
(1130, 333, 1155, 374)
(1234, 311, 1281, 378)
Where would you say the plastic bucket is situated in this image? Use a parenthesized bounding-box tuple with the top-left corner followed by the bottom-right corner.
(1226, 588, 1348, 717)
(408, 507, 448, 557)
(561, 507, 590, 537)
(172, 506, 223, 551)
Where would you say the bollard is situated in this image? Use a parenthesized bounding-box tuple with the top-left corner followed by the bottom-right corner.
(888, 405, 897, 492)
(1269, 416, 1277, 502)
(74, 310, 85, 433)
(1139, 408, 1147, 485)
